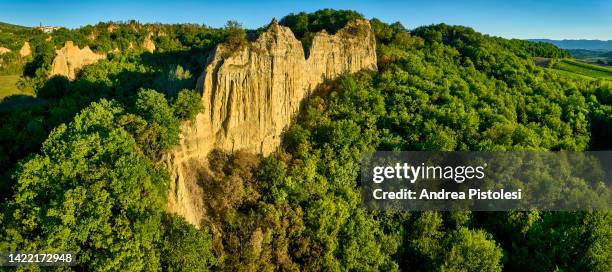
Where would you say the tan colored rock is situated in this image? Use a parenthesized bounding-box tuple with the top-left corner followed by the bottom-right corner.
(142, 34, 155, 53)
(19, 42, 31, 57)
(166, 19, 377, 226)
(49, 41, 106, 80)
(0, 47, 11, 55)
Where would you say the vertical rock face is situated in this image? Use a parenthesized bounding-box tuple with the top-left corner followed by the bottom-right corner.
(142, 34, 156, 53)
(166, 19, 377, 226)
(50, 41, 105, 80)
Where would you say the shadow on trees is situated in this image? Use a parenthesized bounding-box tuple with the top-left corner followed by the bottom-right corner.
(0, 94, 47, 113)
(0, 46, 214, 201)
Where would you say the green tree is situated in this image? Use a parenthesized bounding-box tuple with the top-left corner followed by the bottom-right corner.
(173, 89, 203, 121)
(224, 20, 247, 52)
(132, 88, 180, 157)
(161, 214, 216, 271)
(0, 100, 168, 271)
(440, 228, 503, 272)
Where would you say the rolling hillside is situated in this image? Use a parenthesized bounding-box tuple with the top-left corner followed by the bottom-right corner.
(0, 21, 30, 31)
(552, 59, 612, 80)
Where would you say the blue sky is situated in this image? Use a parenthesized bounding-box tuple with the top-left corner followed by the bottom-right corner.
(1, 0, 610, 40)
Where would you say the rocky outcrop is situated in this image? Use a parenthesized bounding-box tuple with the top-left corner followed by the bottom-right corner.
(0, 47, 10, 55)
(142, 34, 155, 53)
(107, 25, 118, 33)
(166, 19, 377, 226)
(19, 42, 31, 57)
(50, 41, 105, 80)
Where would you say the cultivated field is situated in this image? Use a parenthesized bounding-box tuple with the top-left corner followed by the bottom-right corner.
(552, 59, 612, 80)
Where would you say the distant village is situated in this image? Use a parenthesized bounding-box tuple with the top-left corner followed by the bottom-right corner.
(34, 24, 60, 33)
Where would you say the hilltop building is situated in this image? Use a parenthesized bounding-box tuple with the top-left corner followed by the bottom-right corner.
(34, 23, 60, 33)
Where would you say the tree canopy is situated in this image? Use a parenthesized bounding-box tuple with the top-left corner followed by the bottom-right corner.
(1, 9, 610, 271)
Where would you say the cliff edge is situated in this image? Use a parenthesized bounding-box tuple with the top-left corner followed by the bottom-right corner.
(167, 19, 377, 226)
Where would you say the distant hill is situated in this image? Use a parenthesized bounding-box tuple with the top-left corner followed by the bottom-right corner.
(566, 49, 608, 59)
(563, 49, 612, 65)
(529, 39, 612, 50)
(0, 21, 30, 32)
(566, 49, 598, 58)
(0, 22, 33, 51)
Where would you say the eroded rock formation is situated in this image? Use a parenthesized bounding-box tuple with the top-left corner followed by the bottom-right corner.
(0, 47, 10, 55)
(142, 34, 156, 53)
(50, 41, 105, 80)
(19, 42, 31, 57)
(166, 19, 377, 226)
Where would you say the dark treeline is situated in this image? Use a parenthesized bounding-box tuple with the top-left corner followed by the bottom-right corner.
(0, 9, 611, 271)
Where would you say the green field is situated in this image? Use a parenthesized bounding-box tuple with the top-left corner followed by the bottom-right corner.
(0, 75, 43, 111)
(0, 74, 33, 99)
(552, 59, 612, 80)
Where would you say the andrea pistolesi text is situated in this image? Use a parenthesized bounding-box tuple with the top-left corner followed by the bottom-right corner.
(372, 188, 522, 200)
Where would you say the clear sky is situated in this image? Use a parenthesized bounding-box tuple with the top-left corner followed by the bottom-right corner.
(1, 0, 610, 40)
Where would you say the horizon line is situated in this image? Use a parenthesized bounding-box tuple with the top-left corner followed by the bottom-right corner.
(3, 19, 611, 42)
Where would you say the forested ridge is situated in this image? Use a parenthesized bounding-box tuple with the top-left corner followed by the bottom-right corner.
(1, 9, 611, 271)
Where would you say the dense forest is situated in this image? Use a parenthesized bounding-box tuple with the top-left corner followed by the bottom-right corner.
(1, 9, 611, 271)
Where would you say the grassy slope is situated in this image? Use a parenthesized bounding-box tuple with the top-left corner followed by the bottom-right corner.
(552, 59, 612, 80)
(0, 21, 30, 31)
(0, 75, 43, 112)
(0, 75, 32, 99)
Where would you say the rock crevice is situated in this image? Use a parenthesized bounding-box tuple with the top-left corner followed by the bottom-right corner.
(167, 19, 377, 226)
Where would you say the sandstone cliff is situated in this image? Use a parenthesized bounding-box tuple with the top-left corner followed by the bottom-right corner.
(50, 41, 105, 80)
(166, 19, 377, 226)
(19, 42, 31, 57)
(142, 34, 156, 53)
